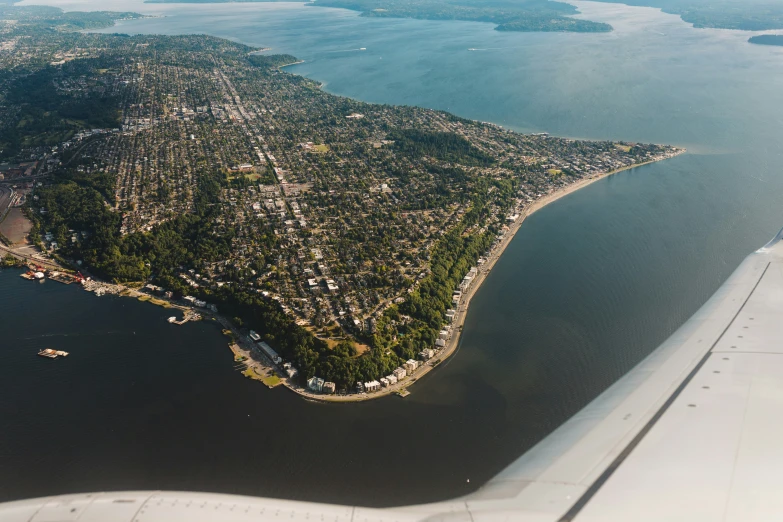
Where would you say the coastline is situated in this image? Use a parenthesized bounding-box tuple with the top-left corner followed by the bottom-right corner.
(4, 149, 684, 404)
(282, 147, 687, 402)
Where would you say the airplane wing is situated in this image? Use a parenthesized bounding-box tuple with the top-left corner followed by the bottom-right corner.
(4, 230, 783, 522)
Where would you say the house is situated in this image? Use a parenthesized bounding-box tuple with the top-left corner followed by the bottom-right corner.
(393, 367, 407, 381)
(308, 377, 325, 392)
(439, 330, 449, 340)
(364, 380, 381, 392)
(435, 338, 446, 348)
(380, 377, 390, 387)
(404, 359, 420, 373)
(365, 318, 377, 334)
(322, 381, 336, 394)
(419, 349, 434, 360)
(386, 374, 398, 385)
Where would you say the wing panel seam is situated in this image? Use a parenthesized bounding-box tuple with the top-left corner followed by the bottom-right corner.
(557, 261, 771, 522)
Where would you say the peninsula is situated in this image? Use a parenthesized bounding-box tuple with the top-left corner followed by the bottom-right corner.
(143, 0, 614, 33)
(749, 35, 783, 47)
(586, 0, 783, 32)
(0, 5, 682, 400)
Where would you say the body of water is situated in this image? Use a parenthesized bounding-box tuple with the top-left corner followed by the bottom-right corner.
(4, 0, 783, 507)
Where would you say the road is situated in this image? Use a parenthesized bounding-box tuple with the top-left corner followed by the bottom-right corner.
(0, 243, 61, 271)
(0, 185, 13, 223)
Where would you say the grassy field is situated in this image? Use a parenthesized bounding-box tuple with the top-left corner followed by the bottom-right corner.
(242, 367, 282, 388)
(137, 294, 171, 307)
(262, 374, 282, 387)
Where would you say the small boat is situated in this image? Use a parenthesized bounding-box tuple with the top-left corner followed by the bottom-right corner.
(54, 350, 69, 357)
(37, 349, 58, 359)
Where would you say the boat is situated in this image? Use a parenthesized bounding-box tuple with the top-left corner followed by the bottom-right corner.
(37, 349, 58, 359)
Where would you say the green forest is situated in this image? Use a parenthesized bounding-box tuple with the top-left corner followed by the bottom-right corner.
(389, 129, 494, 167)
(0, 57, 123, 159)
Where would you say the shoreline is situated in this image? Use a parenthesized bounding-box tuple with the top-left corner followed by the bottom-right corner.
(4, 149, 684, 403)
(282, 147, 687, 402)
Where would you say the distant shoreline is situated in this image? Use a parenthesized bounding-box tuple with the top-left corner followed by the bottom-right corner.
(748, 35, 783, 47)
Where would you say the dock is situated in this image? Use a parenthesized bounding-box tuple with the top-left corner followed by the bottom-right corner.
(48, 272, 74, 284)
(167, 309, 201, 325)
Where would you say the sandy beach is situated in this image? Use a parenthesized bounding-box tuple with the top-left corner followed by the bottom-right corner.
(292, 148, 686, 402)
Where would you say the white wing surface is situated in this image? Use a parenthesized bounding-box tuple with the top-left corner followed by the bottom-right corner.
(5, 231, 783, 522)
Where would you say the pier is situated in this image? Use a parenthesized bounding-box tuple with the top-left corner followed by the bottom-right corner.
(167, 309, 201, 325)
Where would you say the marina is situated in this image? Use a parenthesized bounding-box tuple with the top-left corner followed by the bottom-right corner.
(18, 266, 85, 285)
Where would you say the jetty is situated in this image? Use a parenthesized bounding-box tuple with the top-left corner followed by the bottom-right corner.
(48, 272, 75, 284)
(167, 309, 201, 325)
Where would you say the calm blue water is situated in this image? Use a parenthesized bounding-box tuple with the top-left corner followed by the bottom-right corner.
(4, 0, 783, 507)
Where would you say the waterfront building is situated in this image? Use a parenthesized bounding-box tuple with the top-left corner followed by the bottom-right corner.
(258, 342, 282, 365)
(307, 377, 325, 392)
